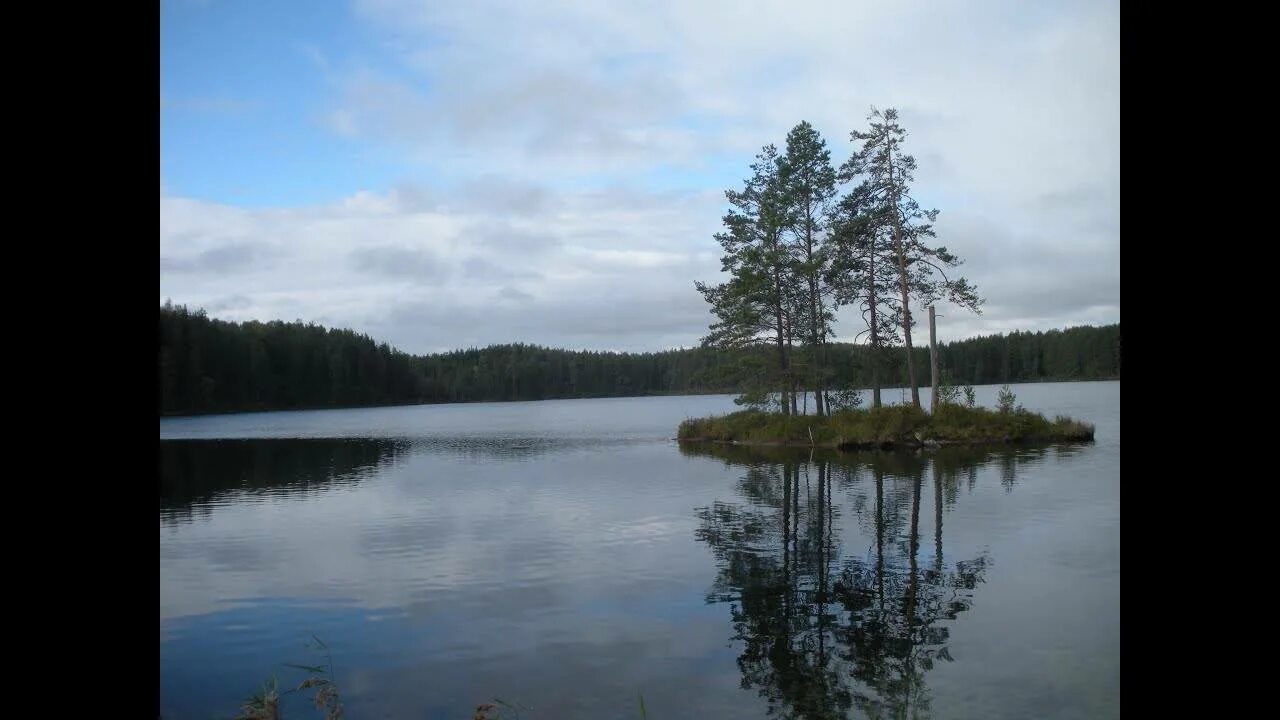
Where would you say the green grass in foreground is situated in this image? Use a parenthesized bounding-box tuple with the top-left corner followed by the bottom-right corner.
(677, 403, 1094, 448)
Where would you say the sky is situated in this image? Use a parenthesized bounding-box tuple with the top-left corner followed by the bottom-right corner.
(160, 0, 1119, 356)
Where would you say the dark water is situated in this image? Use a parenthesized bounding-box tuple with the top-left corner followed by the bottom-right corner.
(160, 382, 1119, 719)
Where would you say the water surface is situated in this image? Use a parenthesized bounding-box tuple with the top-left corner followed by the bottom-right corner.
(160, 382, 1119, 719)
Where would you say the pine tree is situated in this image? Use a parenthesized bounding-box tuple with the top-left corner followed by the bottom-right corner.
(696, 144, 796, 413)
(828, 190, 900, 408)
(780, 121, 838, 415)
(842, 107, 982, 407)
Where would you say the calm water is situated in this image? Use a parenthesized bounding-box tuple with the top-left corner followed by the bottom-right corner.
(160, 382, 1119, 719)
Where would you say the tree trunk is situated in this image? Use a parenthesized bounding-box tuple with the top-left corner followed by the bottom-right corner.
(773, 260, 791, 416)
(786, 321, 798, 415)
(810, 276, 825, 417)
(776, 325, 790, 416)
(929, 305, 939, 413)
(868, 246, 882, 409)
(896, 239, 919, 407)
(804, 197, 826, 417)
(887, 140, 920, 408)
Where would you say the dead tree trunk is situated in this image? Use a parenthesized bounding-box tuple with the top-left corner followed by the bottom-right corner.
(929, 305, 939, 413)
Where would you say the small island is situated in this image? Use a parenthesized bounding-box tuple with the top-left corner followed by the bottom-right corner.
(678, 402, 1095, 450)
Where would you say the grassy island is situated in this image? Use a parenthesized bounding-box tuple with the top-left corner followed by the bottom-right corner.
(677, 403, 1094, 450)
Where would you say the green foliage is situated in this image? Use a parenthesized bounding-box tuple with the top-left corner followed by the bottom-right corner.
(733, 386, 778, 412)
(826, 383, 864, 411)
(932, 324, 1122, 384)
(934, 371, 975, 410)
(996, 385, 1017, 414)
(935, 371, 962, 406)
(835, 107, 984, 407)
(160, 303, 736, 415)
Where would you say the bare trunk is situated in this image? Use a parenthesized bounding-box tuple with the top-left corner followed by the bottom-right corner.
(868, 244, 882, 408)
(804, 198, 826, 418)
(887, 143, 920, 408)
(775, 310, 789, 415)
(929, 305, 939, 413)
(809, 276, 825, 417)
(897, 249, 918, 408)
(786, 320, 798, 415)
(772, 255, 791, 416)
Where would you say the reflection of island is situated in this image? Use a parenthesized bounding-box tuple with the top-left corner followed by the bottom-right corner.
(691, 446, 1012, 719)
(159, 438, 408, 522)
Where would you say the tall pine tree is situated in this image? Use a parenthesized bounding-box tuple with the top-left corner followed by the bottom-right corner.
(780, 121, 838, 415)
(696, 144, 796, 413)
(842, 107, 982, 407)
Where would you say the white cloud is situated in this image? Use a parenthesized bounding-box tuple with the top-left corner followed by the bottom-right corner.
(160, 0, 1118, 352)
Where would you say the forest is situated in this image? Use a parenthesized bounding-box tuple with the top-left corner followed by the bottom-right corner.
(158, 302, 1118, 416)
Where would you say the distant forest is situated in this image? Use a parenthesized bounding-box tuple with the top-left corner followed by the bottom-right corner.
(159, 303, 1120, 416)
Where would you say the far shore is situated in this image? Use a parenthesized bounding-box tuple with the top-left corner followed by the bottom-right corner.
(159, 378, 1119, 420)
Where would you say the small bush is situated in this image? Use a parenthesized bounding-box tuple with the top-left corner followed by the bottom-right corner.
(996, 385, 1016, 414)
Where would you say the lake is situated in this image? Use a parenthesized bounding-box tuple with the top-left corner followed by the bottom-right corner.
(160, 381, 1119, 719)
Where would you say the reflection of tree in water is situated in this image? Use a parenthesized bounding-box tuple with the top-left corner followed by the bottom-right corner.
(159, 438, 409, 522)
(691, 446, 1010, 719)
(995, 446, 1050, 493)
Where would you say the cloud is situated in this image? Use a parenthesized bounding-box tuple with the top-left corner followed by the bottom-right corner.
(160, 240, 262, 274)
(351, 244, 447, 281)
(496, 286, 533, 302)
(160, 0, 1118, 352)
(159, 184, 726, 352)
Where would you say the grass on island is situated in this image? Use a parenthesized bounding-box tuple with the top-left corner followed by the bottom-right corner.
(677, 402, 1094, 449)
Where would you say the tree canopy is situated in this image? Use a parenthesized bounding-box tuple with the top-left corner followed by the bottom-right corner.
(695, 108, 984, 413)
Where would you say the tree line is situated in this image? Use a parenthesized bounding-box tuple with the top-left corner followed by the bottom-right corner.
(697, 108, 983, 415)
(159, 302, 1118, 416)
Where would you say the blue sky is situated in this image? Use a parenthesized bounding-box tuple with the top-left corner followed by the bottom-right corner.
(161, 1, 397, 205)
(160, 0, 1119, 355)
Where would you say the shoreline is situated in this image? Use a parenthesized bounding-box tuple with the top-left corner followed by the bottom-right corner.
(158, 378, 1120, 420)
(676, 404, 1096, 450)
